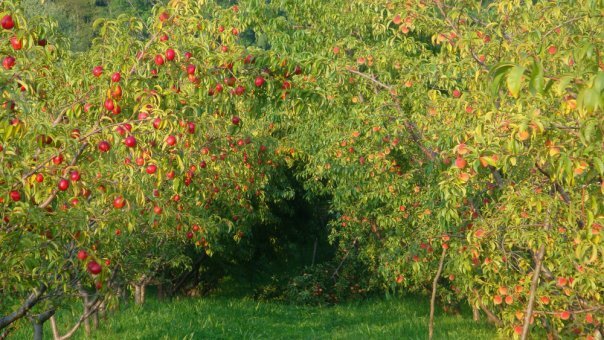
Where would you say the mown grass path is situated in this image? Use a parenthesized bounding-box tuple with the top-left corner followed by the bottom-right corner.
(12, 296, 497, 339)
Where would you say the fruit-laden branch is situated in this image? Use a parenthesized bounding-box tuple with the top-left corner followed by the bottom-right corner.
(39, 142, 89, 209)
(129, 32, 160, 75)
(331, 238, 359, 281)
(428, 246, 447, 340)
(345, 67, 439, 161)
(0, 284, 48, 330)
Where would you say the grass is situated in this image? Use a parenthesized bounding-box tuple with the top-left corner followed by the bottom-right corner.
(10, 294, 498, 339)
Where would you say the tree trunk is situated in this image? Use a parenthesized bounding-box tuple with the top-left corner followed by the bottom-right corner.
(472, 306, 480, 322)
(82, 295, 90, 336)
(157, 284, 165, 300)
(134, 284, 141, 304)
(91, 310, 98, 329)
(30, 309, 55, 340)
(428, 247, 447, 340)
(140, 284, 146, 305)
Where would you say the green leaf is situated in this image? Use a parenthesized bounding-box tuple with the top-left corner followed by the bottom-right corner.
(506, 65, 525, 98)
(528, 62, 544, 95)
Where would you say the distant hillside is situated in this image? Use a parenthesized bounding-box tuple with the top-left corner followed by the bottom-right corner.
(22, 0, 158, 51)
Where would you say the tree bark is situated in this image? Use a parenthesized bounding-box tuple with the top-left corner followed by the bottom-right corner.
(30, 309, 55, 340)
(0, 284, 47, 330)
(521, 207, 552, 340)
(429, 247, 447, 340)
(472, 306, 480, 322)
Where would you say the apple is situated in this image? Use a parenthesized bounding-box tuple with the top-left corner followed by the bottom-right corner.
(87, 260, 102, 275)
(2, 15, 15, 30)
(224, 77, 236, 86)
(493, 295, 503, 305)
(232, 27, 239, 35)
(166, 135, 177, 146)
(158, 11, 170, 22)
(146, 164, 157, 174)
(560, 311, 571, 320)
(218, 25, 225, 32)
(215, 84, 223, 93)
(2, 56, 15, 70)
(540, 296, 550, 305)
(104, 98, 114, 111)
(186, 231, 194, 239)
(113, 196, 125, 209)
(455, 156, 467, 169)
(166, 48, 176, 61)
(187, 122, 196, 134)
(282, 81, 292, 89)
(153, 206, 162, 215)
(186, 64, 196, 75)
(52, 154, 64, 165)
(233, 85, 245, 95)
(9, 36, 22, 50)
(35, 173, 44, 183)
(184, 52, 192, 60)
(77, 250, 88, 260)
(547, 45, 557, 55)
(58, 178, 70, 191)
(37, 39, 47, 46)
(111, 72, 121, 82)
(243, 54, 254, 64)
(232, 116, 241, 125)
(70, 171, 81, 181)
(9, 190, 21, 202)
(98, 141, 111, 152)
(505, 295, 514, 305)
(160, 34, 169, 41)
(254, 76, 265, 87)
(154, 54, 165, 66)
(452, 89, 461, 98)
(221, 45, 228, 53)
(124, 136, 137, 148)
(92, 66, 103, 77)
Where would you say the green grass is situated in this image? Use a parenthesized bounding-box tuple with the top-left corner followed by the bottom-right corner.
(11, 295, 498, 339)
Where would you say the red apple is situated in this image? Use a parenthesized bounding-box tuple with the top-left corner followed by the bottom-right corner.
(104, 98, 114, 111)
(113, 196, 125, 209)
(1, 15, 15, 30)
(2, 56, 16, 70)
(58, 179, 70, 191)
(232, 116, 241, 125)
(111, 72, 121, 82)
(98, 141, 111, 152)
(77, 250, 88, 261)
(154, 54, 165, 66)
(166, 135, 177, 146)
(92, 66, 103, 77)
(146, 164, 157, 174)
(452, 89, 461, 98)
(87, 261, 102, 275)
(35, 173, 44, 183)
(124, 136, 137, 148)
(254, 76, 265, 87)
(166, 48, 176, 61)
(70, 171, 81, 181)
(9, 36, 22, 50)
(186, 64, 196, 75)
(9, 190, 21, 202)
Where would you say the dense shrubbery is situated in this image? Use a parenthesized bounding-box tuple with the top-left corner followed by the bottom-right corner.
(1, 0, 603, 339)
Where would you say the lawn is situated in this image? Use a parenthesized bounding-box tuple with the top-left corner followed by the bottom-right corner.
(11, 295, 498, 339)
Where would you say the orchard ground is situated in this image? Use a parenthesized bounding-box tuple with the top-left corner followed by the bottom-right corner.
(11, 290, 497, 339)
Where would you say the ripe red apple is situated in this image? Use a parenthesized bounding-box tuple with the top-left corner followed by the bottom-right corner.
(560, 311, 571, 320)
(224, 77, 236, 86)
(540, 296, 550, 305)
(9, 36, 22, 50)
(124, 136, 137, 148)
(158, 11, 170, 22)
(166, 135, 177, 146)
(104, 98, 114, 111)
(87, 260, 102, 275)
(154, 54, 165, 66)
(52, 154, 64, 165)
(1, 15, 15, 30)
(146, 164, 157, 174)
(187, 122, 196, 134)
(160, 34, 169, 41)
(153, 205, 162, 215)
(221, 45, 228, 53)
(111, 72, 121, 82)
(92, 66, 103, 77)
(452, 89, 461, 98)
(547, 45, 557, 55)
(231, 28, 239, 35)
(244, 54, 254, 64)
(234, 85, 245, 95)
(2, 56, 16, 70)
(493, 295, 503, 305)
(70, 171, 81, 181)
(282, 81, 292, 89)
(58, 178, 70, 191)
(77, 250, 88, 261)
(113, 196, 125, 209)
(215, 84, 223, 93)
(37, 39, 47, 46)
(184, 51, 192, 60)
(166, 48, 176, 61)
(232, 116, 241, 125)
(254, 76, 265, 87)
(9, 190, 21, 202)
(186, 64, 196, 75)
(35, 173, 44, 183)
(186, 231, 194, 239)
(98, 141, 111, 152)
